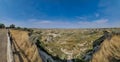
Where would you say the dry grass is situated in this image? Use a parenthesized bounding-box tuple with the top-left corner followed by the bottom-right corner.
(10, 30, 42, 62)
(91, 35, 120, 62)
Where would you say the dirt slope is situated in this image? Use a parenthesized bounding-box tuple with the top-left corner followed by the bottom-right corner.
(91, 35, 120, 62)
(0, 29, 7, 62)
(10, 30, 42, 62)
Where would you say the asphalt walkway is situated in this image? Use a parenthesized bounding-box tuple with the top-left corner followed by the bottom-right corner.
(0, 29, 7, 62)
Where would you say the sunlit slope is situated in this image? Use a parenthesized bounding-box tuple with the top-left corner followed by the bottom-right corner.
(10, 30, 42, 62)
(91, 35, 120, 62)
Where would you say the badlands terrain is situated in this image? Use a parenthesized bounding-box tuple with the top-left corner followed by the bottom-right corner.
(0, 28, 120, 62)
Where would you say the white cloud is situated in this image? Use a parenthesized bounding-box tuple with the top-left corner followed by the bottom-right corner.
(28, 19, 54, 25)
(0, 18, 25, 27)
(28, 18, 109, 28)
(27, 19, 73, 28)
(36, 20, 52, 24)
(94, 19, 108, 24)
(95, 13, 100, 17)
(76, 16, 87, 21)
(0, 18, 119, 28)
(78, 21, 91, 24)
(28, 19, 71, 25)
(77, 19, 109, 28)
(78, 19, 108, 24)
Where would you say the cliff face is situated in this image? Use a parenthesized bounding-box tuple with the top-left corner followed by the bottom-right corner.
(10, 30, 42, 62)
(91, 35, 120, 62)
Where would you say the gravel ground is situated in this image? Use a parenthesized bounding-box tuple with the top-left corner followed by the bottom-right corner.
(0, 29, 7, 62)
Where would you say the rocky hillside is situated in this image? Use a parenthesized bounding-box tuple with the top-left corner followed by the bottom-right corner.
(33, 29, 104, 60)
(10, 30, 42, 62)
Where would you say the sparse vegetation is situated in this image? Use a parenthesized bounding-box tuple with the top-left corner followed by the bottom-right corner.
(29, 28, 120, 62)
(32, 29, 104, 60)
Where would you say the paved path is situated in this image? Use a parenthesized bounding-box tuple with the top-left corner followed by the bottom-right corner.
(0, 29, 7, 62)
(7, 30, 14, 62)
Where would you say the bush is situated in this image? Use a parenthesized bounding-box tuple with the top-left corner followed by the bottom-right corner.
(16, 27, 21, 29)
(24, 28, 33, 32)
(9, 24, 15, 28)
(0, 23, 5, 28)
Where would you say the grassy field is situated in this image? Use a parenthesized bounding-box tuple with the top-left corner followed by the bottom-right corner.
(10, 30, 42, 62)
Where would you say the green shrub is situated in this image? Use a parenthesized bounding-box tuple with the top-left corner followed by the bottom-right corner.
(0, 23, 5, 28)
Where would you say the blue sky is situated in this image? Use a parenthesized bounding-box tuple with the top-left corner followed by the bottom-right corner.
(0, 0, 120, 28)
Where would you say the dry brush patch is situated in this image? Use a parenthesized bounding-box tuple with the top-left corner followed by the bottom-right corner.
(91, 35, 120, 62)
(10, 30, 42, 62)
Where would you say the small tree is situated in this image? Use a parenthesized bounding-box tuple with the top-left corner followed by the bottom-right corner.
(9, 24, 15, 28)
(16, 26, 21, 29)
(0, 23, 5, 28)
